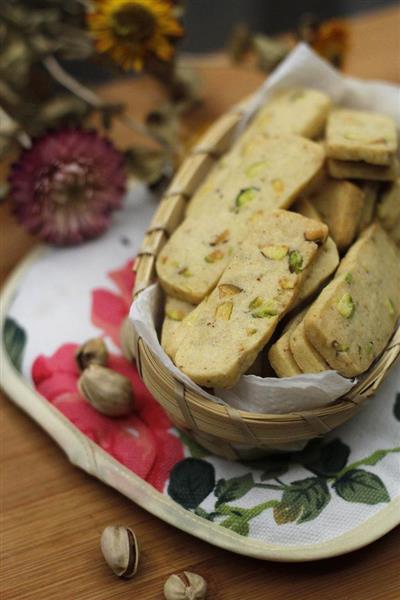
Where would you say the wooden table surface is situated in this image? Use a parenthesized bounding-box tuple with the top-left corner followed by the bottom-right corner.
(1, 5, 400, 599)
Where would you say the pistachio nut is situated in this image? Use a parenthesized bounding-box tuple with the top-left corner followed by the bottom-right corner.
(260, 244, 288, 260)
(215, 301, 233, 320)
(163, 571, 207, 600)
(218, 283, 242, 298)
(252, 301, 278, 318)
(75, 338, 108, 372)
(337, 293, 355, 319)
(100, 526, 139, 579)
(235, 186, 258, 209)
(288, 250, 304, 274)
(78, 364, 134, 416)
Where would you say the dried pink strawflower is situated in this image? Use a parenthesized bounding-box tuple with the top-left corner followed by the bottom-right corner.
(9, 129, 126, 245)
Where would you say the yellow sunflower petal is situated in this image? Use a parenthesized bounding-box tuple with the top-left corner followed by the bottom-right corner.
(87, 0, 183, 71)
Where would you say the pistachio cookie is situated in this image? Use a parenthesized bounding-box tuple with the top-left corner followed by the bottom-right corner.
(174, 210, 327, 388)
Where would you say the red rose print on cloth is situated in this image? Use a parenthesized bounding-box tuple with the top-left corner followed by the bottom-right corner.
(32, 259, 184, 491)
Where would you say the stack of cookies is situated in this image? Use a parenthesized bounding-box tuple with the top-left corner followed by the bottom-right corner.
(155, 88, 400, 389)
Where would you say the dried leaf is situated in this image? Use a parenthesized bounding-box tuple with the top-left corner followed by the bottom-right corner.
(146, 104, 181, 149)
(39, 95, 89, 126)
(124, 147, 173, 187)
(252, 34, 290, 72)
(227, 23, 252, 63)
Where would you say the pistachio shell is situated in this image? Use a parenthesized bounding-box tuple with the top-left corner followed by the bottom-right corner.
(78, 364, 134, 416)
(163, 571, 207, 600)
(75, 338, 108, 372)
(100, 526, 139, 579)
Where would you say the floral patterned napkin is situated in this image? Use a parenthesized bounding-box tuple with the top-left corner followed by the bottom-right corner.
(4, 187, 399, 550)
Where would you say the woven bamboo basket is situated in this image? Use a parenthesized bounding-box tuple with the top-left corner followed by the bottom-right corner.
(131, 98, 400, 460)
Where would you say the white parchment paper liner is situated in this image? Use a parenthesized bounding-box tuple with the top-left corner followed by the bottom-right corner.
(130, 44, 400, 416)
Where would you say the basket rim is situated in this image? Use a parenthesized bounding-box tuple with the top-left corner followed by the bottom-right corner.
(136, 331, 400, 422)
(132, 92, 400, 443)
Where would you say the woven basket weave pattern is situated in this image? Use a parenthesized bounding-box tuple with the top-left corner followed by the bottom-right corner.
(132, 101, 400, 459)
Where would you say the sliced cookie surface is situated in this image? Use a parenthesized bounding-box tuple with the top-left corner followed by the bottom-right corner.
(174, 210, 327, 387)
(304, 223, 400, 377)
(326, 109, 397, 166)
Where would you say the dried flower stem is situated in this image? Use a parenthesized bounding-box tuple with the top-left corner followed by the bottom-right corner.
(42, 56, 167, 148)
(0, 106, 31, 149)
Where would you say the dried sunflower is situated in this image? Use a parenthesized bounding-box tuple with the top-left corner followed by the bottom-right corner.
(87, 0, 183, 71)
(9, 129, 126, 245)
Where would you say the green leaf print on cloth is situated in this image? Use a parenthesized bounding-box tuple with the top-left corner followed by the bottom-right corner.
(274, 477, 331, 524)
(334, 469, 390, 504)
(168, 395, 400, 537)
(3, 318, 26, 372)
(168, 458, 215, 509)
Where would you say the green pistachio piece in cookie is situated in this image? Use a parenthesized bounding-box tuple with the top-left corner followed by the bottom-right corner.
(252, 301, 279, 318)
(345, 272, 353, 284)
(260, 244, 288, 260)
(366, 341, 374, 354)
(386, 297, 395, 316)
(215, 301, 233, 320)
(337, 293, 355, 318)
(165, 308, 185, 321)
(235, 187, 258, 208)
(249, 296, 263, 310)
(245, 161, 267, 179)
(288, 250, 304, 274)
(332, 341, 350, 352)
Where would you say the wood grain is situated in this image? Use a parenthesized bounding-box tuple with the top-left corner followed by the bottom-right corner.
(1, 6, 400, 599)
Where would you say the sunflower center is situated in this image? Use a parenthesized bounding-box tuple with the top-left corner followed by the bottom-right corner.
(111, 3, 156, 43)
(38, 161, 94, 206)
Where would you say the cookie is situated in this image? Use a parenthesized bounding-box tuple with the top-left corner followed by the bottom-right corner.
(157, 136, 325, 303)
(295, 237, 339, 306)
(268, 311, 305, 377)
(304, 223, 400, 377)
(357, 182, 379, 233)
(174, 210, 327, 388)
(310, 179, 364, 251)
(326, 109, 398, 166)
(290, 319, 330, 373)
(185, 153, 237, 219)
(377, 179, 400, 230)
(292, 197, 322, 222)
(328, 156, 400, 181)
(293, 197, 339, 305)
(161, 296, 194, 358)
(388, 219, 400, 245)
(243, 88, 332, 140)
